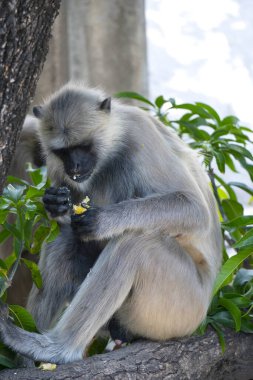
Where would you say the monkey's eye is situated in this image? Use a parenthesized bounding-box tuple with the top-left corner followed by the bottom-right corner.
(52, 148, 67, 159)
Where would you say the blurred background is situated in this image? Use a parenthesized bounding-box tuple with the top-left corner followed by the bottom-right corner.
(33, 0, 253, 208)
(34, 0, 253, 127)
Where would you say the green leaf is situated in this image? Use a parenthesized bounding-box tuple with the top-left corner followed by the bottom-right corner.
(219, 297, 241, 332)
(221, 199, 243, 220)
(114, 91, 155, 107)
(86, 337, 109, 357)
(0, 211, 9, 225)
(21, 258, 43, 289)
(46, 221, 60, 243)
(240, 316, 253, 333)
(224, 144, 253, 161)
(27, 165, 48, 189)
(0, 198, 12, 211)
(0, 229, 11, 244)
(0, 260, 7, 271)
(26, 186, 45, 199)
(173, 103, 211, 119)
(195, 102, 221, 124)
(234, 229, 253, 250)
(220, 115, 239, 126)
(229, 182, 253, 196)
(213, 249, 253, 295)
(9, 305, 37, 332)
(210, 126, 231, 141)
(233, 268, 253, 289)
(7, 175, 29, 186)
(222, 292, 251, 308)
(177, 121, 210, 140)
(210, 321, 226, 352)
(214, 174, 237, 201)
(223, 153, 237, 173)
(3, 222, 22, 240)
(0, 353, 16, 369)
(214, 151, 226, 173)
(222, 215, 253, 229)
(3, 184, 26, 203)
(0, 276, 10, 298)
(155, 95, 166, 109)
(30, 224, 50, 254)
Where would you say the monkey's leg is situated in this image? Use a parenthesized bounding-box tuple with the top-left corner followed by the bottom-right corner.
(108, 317, 137, 343)
(27, 228, 101, 331)
(0, 234, 139, 363)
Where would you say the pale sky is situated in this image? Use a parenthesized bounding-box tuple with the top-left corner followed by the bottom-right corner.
(146, 0, 253, 125)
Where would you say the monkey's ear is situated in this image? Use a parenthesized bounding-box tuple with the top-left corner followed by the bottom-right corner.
(33, 105, 44, 119)
(99, 97, 111, 112)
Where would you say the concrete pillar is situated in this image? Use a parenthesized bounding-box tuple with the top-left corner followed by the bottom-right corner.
(33, 0, 148, 103)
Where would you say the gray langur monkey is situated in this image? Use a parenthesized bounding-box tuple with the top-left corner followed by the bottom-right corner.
(0, 83, 222, 364)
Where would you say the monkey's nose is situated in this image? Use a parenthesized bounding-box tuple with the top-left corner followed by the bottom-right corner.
(70, 163, 80, 174)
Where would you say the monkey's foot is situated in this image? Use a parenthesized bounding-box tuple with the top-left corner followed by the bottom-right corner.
(0, 313, 70, 364)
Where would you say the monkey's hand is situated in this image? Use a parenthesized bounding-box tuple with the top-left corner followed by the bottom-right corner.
(71, 207, 99, 240)
(43, 187, 71, 218)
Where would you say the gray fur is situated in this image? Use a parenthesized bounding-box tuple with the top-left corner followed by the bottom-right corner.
(0, 83, 222, 364)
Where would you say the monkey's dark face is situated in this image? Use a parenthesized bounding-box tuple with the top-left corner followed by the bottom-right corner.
(33, 85, 112, 184)
(52, 144, 97, 183)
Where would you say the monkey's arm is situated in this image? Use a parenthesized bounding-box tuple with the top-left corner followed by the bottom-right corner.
(71, 190, 210, 241)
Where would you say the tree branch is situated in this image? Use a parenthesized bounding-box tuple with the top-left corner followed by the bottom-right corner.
(1, 329, 253, 379)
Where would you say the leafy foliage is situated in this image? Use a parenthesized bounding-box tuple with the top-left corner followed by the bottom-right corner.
(116, 91, 253, 342)
(0, 165, 59, 368)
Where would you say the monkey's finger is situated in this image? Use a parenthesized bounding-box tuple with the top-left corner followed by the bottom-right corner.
(70, 213, 86, 222)
(43, 194, 70, 205)
(45, 186, 70, 196)
(71, 207, 98, 221)
(44, 204, 70, 215)
(44, 187, 59, 195)
(57, 187, 70, 195)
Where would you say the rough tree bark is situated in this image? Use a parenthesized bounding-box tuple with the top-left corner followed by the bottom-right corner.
(0, 0, 61, 194)
(1, 329, 253, 380)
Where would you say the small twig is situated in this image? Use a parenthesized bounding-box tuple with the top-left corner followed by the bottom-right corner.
(8, 240, 24, 284)
(0, 240, 24, 297)
(208, 166, 226, 221)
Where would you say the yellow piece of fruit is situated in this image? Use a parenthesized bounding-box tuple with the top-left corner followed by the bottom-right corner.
(39, 363, 57, 371)
(73, 205, 87, 215)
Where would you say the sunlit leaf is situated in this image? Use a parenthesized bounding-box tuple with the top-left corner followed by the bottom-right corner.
(213, 249, 253, 295)
(9, 305, 37, 332)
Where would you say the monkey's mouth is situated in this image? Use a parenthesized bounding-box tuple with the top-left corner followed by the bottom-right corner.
(70, 173, 90, 183)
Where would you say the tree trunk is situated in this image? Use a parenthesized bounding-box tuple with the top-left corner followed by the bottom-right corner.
(0, 0, 61, 194)
(33, 0, 148, 105)
(1, 329, 253, 379)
